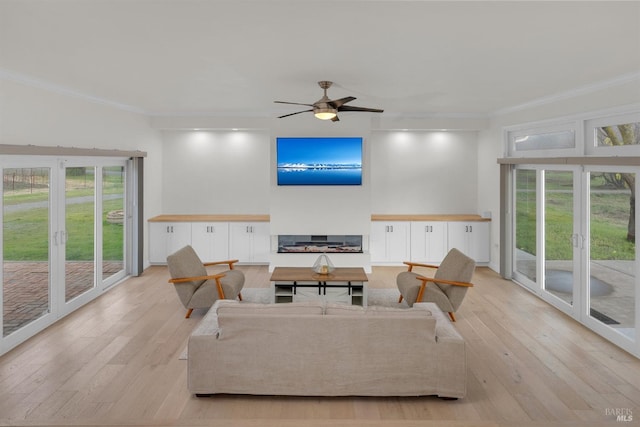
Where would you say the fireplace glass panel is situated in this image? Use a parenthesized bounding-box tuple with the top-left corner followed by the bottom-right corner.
(278, 235, 363, 253)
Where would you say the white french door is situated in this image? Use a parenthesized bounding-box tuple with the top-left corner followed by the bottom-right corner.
(1, 156, 129, 354)
(513, 166, 581, 316)
(512, 164, 638, 355)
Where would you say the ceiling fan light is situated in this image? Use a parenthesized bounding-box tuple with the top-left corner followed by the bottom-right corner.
(314, 108, 337, 120)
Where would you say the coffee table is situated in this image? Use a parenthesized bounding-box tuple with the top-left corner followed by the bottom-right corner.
(270, 267, 369, 307)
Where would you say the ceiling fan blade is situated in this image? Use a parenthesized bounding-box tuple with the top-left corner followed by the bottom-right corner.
(331, 115, 340, 122)
(274, 101, 314, 107)
(337, 105, 384, 113)
(277, 109, 313, 119)
(328, 96, 356, 108)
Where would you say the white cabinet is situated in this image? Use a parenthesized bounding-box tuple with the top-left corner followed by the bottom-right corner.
(447, 222, 490, 263)
(149, 218, 270, 265)
(148, 222, 192, 263)
(370, 222, 410, 264)
(229, 222, 271, 264)
(410, 221, 448, 263)
(190, 222, 229, 262)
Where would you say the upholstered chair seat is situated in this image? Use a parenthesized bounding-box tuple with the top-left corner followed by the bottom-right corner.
(167, 245, 244, 318)
(397, 248, 475, 321)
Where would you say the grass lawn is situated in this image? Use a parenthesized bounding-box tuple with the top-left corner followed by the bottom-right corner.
(516, 171, 635, 261)
(3, 199, 124, 261)
(3, 170, 125, 261)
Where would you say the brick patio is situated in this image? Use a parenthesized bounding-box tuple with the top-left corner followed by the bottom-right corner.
(3, 261, 123, 336)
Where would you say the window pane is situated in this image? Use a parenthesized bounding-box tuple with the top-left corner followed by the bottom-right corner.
(543, 171, 574, 306)
(513, 130, 575, 151)
(589, 171, 635, 341)
(65, 167, 95, 302)
(515, 169, 536, 282)
(595, 122, 640, 147)
(103, 166, 124, 280)
(3, 168, 51, 337)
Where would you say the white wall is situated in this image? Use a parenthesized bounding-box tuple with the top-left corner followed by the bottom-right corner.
(156, 117, 481, 237)
(269, 115, 374, 236)
(370, 130, 479, 214)
(161, 130, 270, 214)
(0, 79, 164, 264)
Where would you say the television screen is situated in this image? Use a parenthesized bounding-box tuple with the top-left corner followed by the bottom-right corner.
(276, 137, 362, 185)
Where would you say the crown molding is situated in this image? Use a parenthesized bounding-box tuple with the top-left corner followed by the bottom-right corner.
(490, 72, 640, 117)
(0, 68, 146, 114)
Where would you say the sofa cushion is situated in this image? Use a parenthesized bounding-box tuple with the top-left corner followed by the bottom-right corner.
(324, 303, 433, 317)
(324, 303, 365, 315)
(216, 300, 325, 316)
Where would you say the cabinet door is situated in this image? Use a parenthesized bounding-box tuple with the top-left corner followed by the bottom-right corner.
(229, 222, 270, 263)
(229, 223, 253, 262)
(467, 222, 490, 263)
(447, 222, 471, 257)
(148, 222, 191, 263)
(447, 222, 490, 263)
(369, 222, 389, 263)
(411, 222, 448, 263)
(249, 222, 271, 263)
(191, 222, 229, 262)
(385, 222, 409, 262)
(370, 222, 409, 263)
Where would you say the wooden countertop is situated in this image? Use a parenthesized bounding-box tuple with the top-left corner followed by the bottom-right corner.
(148, 214, 270, 222)
(149, 214, 489, 222)
(371, 214, 491, 222)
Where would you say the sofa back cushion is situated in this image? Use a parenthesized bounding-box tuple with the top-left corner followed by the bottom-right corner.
(217, 301, 325, 316)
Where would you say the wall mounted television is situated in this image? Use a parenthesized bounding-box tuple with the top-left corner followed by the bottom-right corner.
(276, 137, 363, 185)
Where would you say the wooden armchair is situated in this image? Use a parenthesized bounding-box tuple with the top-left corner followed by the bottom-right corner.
(397, 248, 475, 322)
(167, 245, 244, 318)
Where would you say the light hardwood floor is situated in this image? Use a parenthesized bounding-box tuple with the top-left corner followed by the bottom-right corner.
(0, 265, 638, 427)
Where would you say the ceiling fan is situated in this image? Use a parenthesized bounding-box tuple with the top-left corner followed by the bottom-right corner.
(274, 81, 383, 122)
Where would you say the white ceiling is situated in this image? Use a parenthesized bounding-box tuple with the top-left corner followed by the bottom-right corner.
(1, 0, 639, 120)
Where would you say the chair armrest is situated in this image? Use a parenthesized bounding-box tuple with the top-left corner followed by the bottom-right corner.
(168, 273, 226, 284)
(403, 261, 439, 272)
(203, 259, 240, 270)
(169, 273, 227, 298)
(414, 276, 473, 305)
(415, 275, 474, 287)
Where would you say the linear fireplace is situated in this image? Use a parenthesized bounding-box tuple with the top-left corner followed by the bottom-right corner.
(278, 235, 363, 253)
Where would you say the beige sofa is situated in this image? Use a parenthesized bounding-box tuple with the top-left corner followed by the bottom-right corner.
(187, 300, 466, 398)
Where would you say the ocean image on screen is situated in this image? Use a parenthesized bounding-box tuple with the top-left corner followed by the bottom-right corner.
(277, 137, 362, 185)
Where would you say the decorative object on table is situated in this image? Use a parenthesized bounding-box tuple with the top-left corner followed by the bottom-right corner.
(312, 253, 335, 275)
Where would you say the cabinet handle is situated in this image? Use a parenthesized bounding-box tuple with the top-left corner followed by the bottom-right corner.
(171, 226, 174, 233)
(470, 225, 473, 233)
(390, 225, 393, 232)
